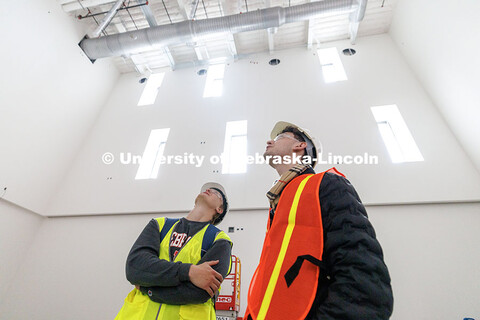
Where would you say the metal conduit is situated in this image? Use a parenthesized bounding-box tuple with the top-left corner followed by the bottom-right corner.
(80, 0, 367, 61)
(88, 0, 124, 38)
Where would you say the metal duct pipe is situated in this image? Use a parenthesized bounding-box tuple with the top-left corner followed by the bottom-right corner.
(88, 0, 124, 38)
(80, 0, 364, 60)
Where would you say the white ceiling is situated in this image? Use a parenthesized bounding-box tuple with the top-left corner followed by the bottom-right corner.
(61, 0, 397, 73)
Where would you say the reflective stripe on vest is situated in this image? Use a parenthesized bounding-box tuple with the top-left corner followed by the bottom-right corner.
(246, 168, 344, 320)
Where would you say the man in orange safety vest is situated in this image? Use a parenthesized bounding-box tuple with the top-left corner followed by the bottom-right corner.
(245, 121, 393, 320)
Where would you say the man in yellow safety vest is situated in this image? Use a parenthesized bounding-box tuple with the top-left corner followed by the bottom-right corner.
(115, 182, 232, 320)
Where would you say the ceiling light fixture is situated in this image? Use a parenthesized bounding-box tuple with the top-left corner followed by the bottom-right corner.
(269, 59, 280, 66)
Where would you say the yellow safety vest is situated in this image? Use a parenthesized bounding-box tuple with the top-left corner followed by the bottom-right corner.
(115, 217, 232, 320)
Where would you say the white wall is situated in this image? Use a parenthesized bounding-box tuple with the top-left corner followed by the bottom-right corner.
(389, 0, 480, 173)
(0, 200, 44, 306)
(1, 203, 479, 319)
(47, 34, 480, 216)
(369, 203, 480, 320)
(0, 0, 119, 214)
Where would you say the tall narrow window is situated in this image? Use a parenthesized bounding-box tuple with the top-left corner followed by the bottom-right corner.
(135, 128, 170, 179)
(317, 47, 348, 83)
(222, 120, 247, 174)
(203, 64, 226, 98)
(371, 105, 424, 163)
(137, 73, 165, 106)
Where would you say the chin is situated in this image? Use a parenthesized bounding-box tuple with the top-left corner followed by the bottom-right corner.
(263, 150, 273, 158)
(264, 156, 275, 166)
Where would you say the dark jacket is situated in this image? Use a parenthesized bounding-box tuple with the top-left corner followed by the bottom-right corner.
(272, 169, 393, 320)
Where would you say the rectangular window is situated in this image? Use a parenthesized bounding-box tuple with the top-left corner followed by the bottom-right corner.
(317, 47, 348, 83)
(222, 120, 247, 174)
(137, 73, 165, 106)
(203, 64, 226, 98)
(371, 105, 424, 163)
(135, 128, 170, 179)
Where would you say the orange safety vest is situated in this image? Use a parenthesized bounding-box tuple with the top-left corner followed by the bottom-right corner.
(245, 168, 345, 320)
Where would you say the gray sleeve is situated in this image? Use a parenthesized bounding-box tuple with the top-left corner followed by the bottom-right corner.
(126, 219, 191, 287)
(140, 238, 233, 305)
(199, 237, 232, 279)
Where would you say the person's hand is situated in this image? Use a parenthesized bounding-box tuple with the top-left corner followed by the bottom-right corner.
(188, 260, 223, 297)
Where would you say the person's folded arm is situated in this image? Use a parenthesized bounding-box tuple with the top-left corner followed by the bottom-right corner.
(126, 219, 191, 287)
(139, 238, 232, 304)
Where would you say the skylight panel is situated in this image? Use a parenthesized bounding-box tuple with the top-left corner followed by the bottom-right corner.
(222, 120, 247, 174)
(371, 105, 424, 163)
(137, 73, 165, 106)
(135, 128, 170, 179)
(317, 47, 348, 83)
(203, 64, 226, 98)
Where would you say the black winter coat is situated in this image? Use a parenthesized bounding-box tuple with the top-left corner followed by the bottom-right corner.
(273, 169, 394, 320)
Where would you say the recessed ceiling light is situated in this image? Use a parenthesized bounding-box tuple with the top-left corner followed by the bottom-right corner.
(342, 48, 356, 56)
(269, 58, 280, 66)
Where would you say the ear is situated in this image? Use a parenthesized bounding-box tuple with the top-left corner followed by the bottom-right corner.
(215, 206, 223, 214)
(292, 141, 307, 152)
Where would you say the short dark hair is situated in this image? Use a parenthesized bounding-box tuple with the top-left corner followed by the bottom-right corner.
(280, 126, 306, 158)
(279, 126, 316, 165)
(280, 126, 305, 143)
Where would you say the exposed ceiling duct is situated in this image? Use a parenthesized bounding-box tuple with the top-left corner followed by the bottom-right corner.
(80, 0, 367, 61)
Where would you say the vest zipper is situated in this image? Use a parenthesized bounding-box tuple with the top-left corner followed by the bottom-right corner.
(155, 303, 162, 320)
